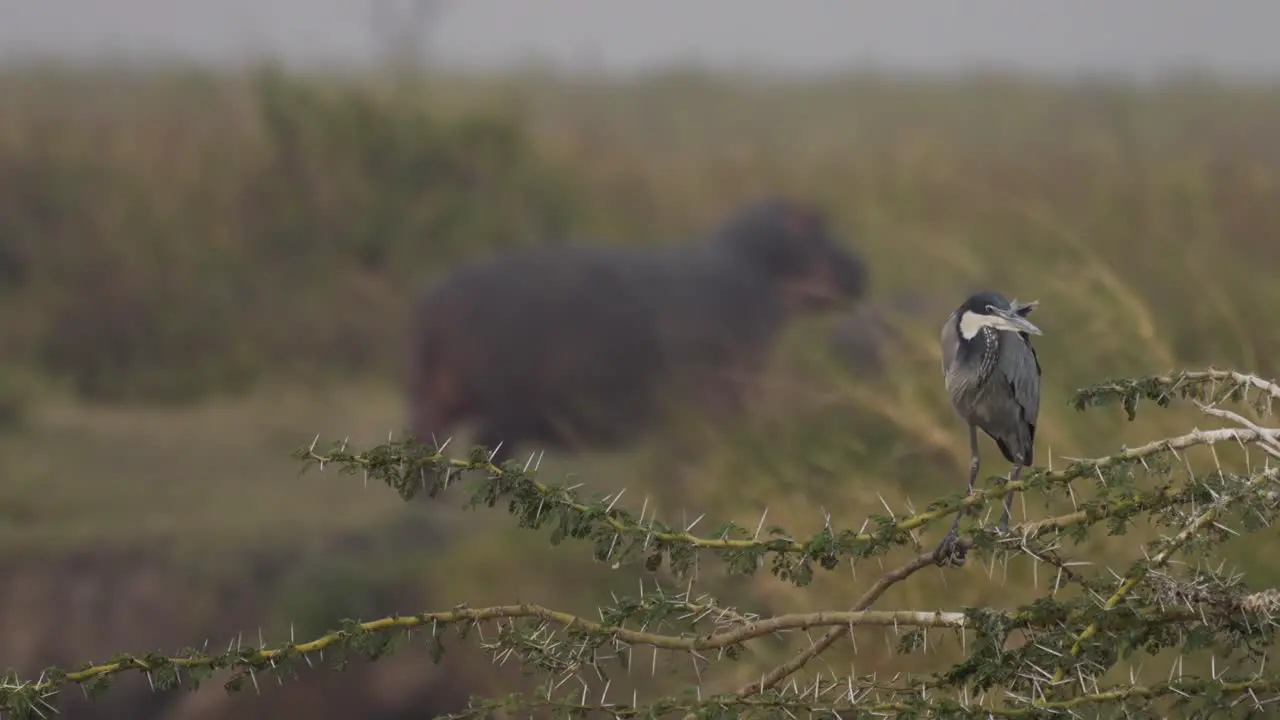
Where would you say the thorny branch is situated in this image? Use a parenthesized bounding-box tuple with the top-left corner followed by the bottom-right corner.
(739, 548, 941, 694)
(289, 372, 1280, 586)
(3, 582, 1278, 718)
(435, 675, 1280, 719)
(4, 369, 1280, 719)
(1045, 465, 1279, 687)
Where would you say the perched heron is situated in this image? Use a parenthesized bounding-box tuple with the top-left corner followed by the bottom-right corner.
(936, 290, 1043, 560)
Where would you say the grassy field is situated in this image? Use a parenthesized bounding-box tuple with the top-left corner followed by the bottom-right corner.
(2, 65, 1280, 708)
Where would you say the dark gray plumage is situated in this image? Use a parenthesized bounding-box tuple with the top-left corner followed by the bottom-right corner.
(935, 290, 1043, 562)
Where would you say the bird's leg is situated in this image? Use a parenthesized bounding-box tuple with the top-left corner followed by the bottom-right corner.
(965, 423, 981, 496)
(934, 425, 980, 565)
(997, 464, 1022, 533)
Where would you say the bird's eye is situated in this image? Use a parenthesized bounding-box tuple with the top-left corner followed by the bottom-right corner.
(985, 305, 996, 314)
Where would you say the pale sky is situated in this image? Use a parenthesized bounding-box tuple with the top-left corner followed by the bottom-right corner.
(0, 0, 1277, 80)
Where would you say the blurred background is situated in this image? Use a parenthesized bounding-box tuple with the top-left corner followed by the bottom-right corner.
(1, 2, 1279, 718)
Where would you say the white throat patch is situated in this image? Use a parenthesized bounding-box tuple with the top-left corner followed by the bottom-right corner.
(958, 310, 1003, 340)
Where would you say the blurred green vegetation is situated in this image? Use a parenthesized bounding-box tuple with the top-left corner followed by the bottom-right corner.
(0, 65, 583, 403)
(2, 63, 1280, 707)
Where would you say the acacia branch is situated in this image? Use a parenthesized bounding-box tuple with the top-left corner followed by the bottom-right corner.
(15, 575, 1272, 707)
(1159, 370, 1280, 402)
(0, 604, 957, 706)
(1046, 464, 1280, 688)
(1197, 402, 1280, 459)
(1041, 398, 1280, 688)
(1, 489, 1230, 711)
(1073, 369, 1280, 419)
(744, 392, 1280, 696)
(740, 549, 940, 694)
(292, 418, 1280, 699)
(442, 674, 1280, 719)
(8, 367, 1280, 720)
(298, 422, 1280, 575)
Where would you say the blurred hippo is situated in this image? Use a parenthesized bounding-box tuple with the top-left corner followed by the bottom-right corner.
(406, 197, 869, 460)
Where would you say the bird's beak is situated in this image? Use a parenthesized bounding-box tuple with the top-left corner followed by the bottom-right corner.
(992, 307, 1043, 335)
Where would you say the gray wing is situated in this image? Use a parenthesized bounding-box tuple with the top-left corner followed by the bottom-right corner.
(939, 311, 959, 377)
(998, 333, 1041, 425)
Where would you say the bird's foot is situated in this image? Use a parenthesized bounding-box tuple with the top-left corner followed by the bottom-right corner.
(933, 531, 968, 567)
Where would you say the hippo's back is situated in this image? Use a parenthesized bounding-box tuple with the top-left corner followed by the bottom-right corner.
(408, 245, 673, 450)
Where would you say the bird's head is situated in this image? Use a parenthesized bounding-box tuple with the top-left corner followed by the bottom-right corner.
(955, 291, 1043, 340)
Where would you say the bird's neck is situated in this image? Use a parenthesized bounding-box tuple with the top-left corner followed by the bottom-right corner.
(957, 310, 996, 340)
